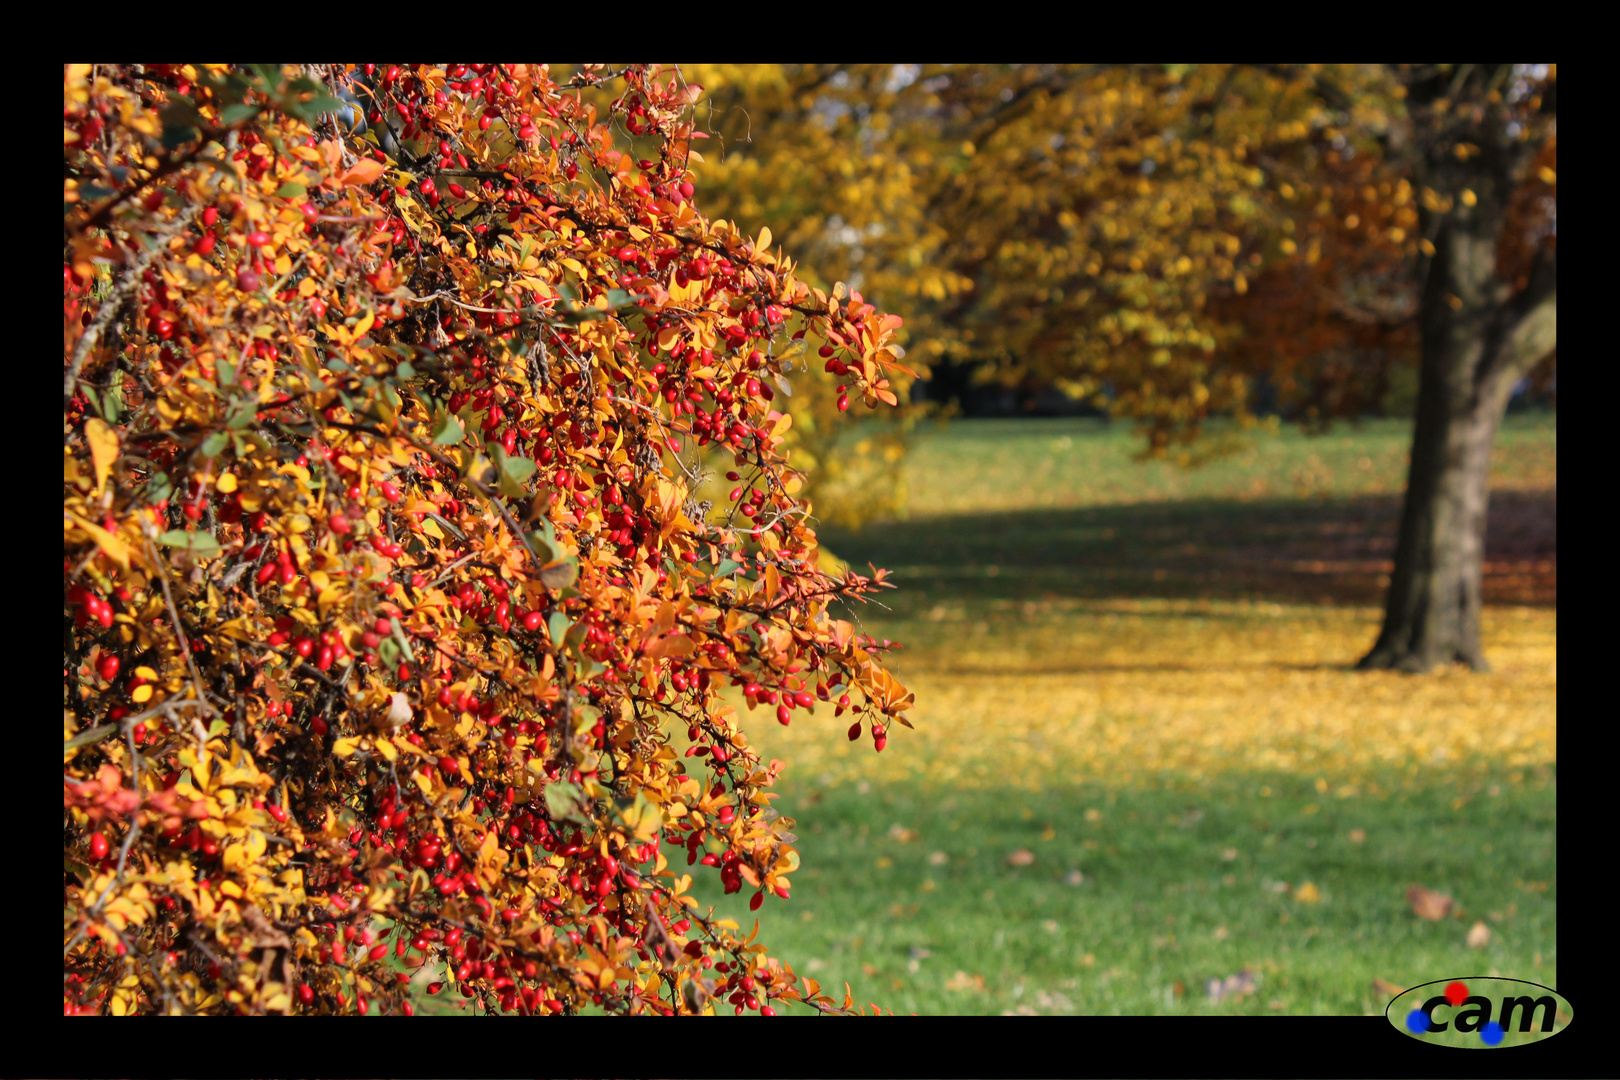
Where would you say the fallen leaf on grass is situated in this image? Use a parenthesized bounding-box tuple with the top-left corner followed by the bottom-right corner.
(1006, 848, 1036, 867)
(928, 850, 949, 865)
(1348, 828, 1366, 843)
(1466, 920, 1491, 948)
(945, 970, 987, 993)
(888, 823, 919, 843)
(1294, 881, 1322, 904)
(1372, 977, 1406, 999)
(1408, 885, 1454, 920)
(1064, 869, 1085, 886)
(1206, 968, 1258, 1003)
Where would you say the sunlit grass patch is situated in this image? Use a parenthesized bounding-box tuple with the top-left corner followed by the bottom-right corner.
(674, 412, 1555, 1015)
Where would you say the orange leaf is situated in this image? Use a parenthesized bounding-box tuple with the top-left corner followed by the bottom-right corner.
(338, 158, 385, 188)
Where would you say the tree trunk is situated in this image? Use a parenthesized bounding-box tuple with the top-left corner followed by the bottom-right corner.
(1357, 305, 1517, 672)
(1359, 77, 1555, 672)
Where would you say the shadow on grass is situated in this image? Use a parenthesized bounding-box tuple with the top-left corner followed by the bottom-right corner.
(821, 489, 1556, 612)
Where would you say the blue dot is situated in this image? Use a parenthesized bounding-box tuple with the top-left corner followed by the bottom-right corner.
(1480, 1020, 1505, 1046)
(1406, 1007, 1433, 1034)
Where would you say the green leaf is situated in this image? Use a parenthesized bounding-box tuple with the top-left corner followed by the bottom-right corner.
(715, 559, 742, 577)
(432, 409, 464, 446)
(146, 472, 174, 505)
(501, 453, 536, 484)
(246, 64, 283, 90)
(65, 723, 119, 752)
(390, 620, 417, 663)
(274, 181, 307, 199)
(544, 779, 589, 825)
(394, 361, 416, 380)
(161, 123, 199, 151)
(539, 556, 579, 590)
(200, 432, 230, 459)
(527, 532, 559, 563)
(156, 530, 222, 557)
(494, 448, 535, 498)
(219, 103, 260, 126)
(564, 615, 588, 651)
(378, 637, 400, 666)
(102, 381, 124, 424)
(216, 355, 236, 387)
(227, 400, 258, 429)
(548, 611, 570, 649)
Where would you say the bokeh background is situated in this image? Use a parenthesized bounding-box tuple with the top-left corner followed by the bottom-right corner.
(647, 64, 1557, 1016)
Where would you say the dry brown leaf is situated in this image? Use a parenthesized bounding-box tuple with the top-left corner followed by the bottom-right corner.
(1006, 848, 1036, 867)
(1408, 885, 1454, 920)
(1372, 977, 1406, 999)
(1466, 920, 1491, 948)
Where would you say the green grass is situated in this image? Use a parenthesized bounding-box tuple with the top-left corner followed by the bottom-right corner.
(688, 766, 1555, 1016)
(672, 412, 1556, 1016)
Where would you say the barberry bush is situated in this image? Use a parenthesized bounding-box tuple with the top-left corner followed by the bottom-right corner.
(63, 63, 914, 1015)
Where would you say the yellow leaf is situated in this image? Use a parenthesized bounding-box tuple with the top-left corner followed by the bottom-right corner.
(332, 736, 364, 758)
(85, 418, 118, 495)
(65, 511, 132, 571)
(131, 684, 154, 703)
(756, 226, 772, 254)
(216, 472, 237, 494)
(352, 308, 376, 341)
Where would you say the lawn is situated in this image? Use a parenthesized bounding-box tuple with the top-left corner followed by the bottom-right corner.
(675, 413, 1557, 1016)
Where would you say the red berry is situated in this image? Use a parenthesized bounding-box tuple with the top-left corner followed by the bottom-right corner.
(847, 721, 861, 742)
(89, 832, 109, 860)
(776, 704, 792, 726)
(97, 654, 120, 682)
(523, 610, 544, 631)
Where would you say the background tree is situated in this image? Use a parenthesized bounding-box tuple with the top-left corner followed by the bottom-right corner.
(64, 62, 911, 1015)
(1354, 65, 1556, 671)
(687, 63, 1555, 671)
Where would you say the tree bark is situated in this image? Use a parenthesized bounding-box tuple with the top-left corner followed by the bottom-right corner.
(1359, 73, 1555, 672)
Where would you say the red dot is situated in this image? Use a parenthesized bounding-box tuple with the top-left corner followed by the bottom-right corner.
(1444, 980, 1470, 1006)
